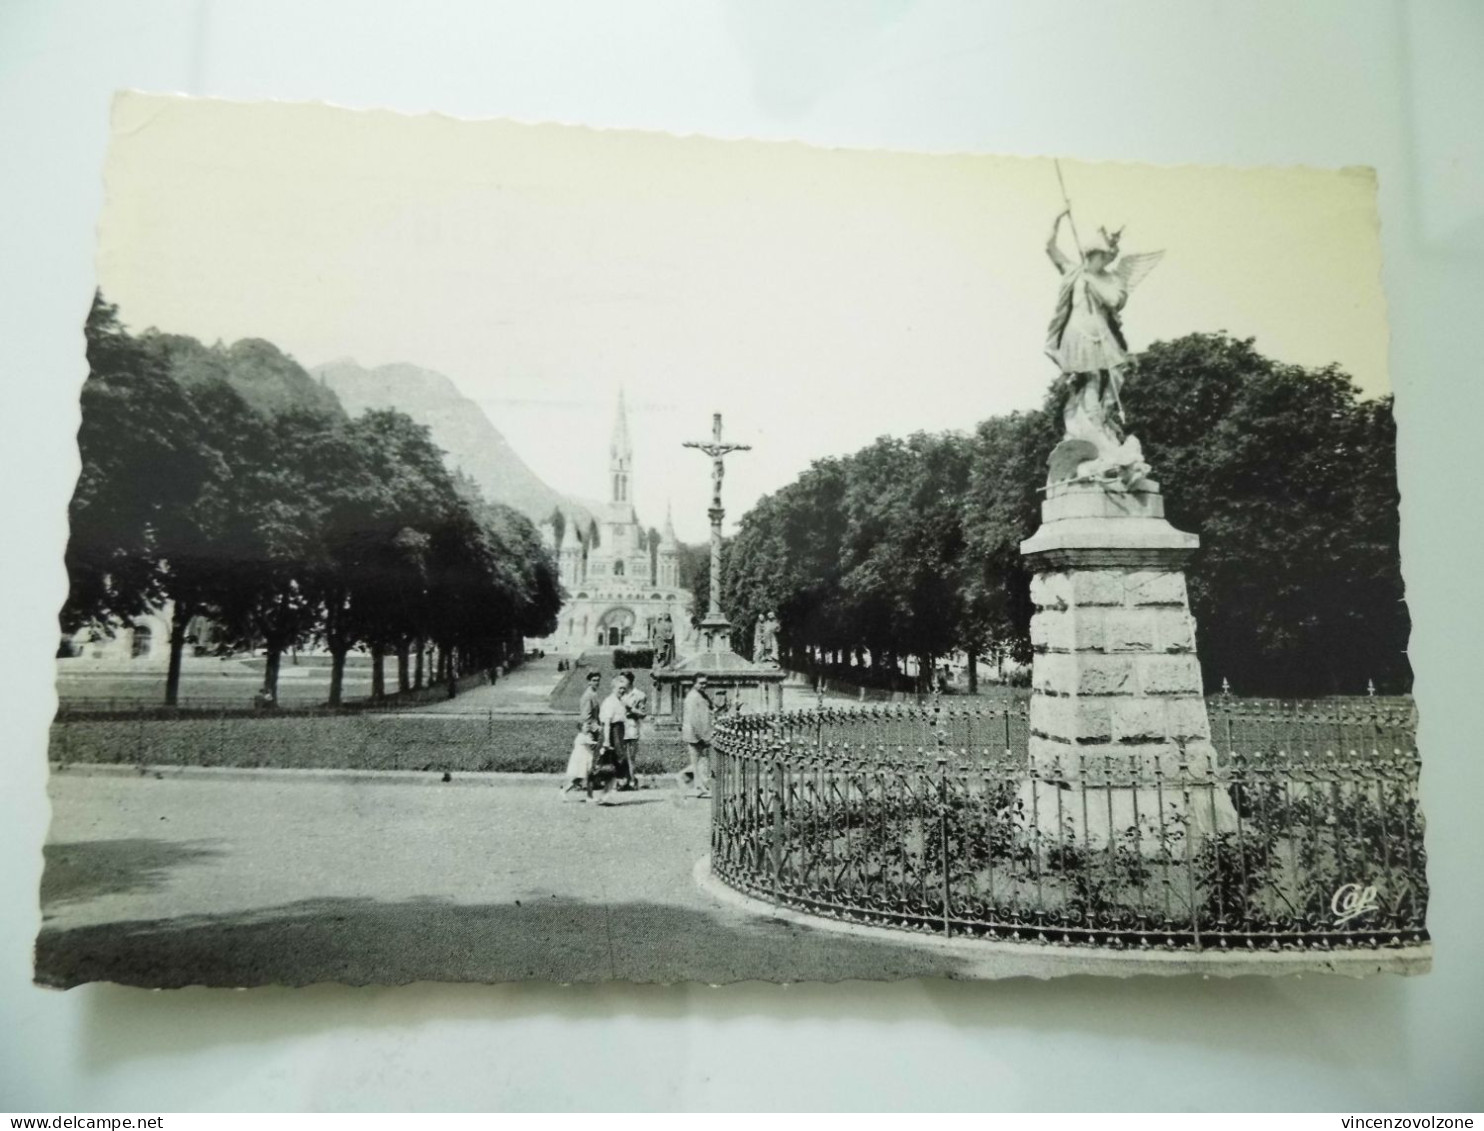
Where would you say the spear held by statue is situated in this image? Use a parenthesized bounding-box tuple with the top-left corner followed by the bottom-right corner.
(1045, 161, 1165, 439)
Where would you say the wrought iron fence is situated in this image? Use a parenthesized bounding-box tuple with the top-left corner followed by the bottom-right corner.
(758, 697, 1417, 764)
(1206, 696, 1417, 758)
(710, 705, 1427, 952)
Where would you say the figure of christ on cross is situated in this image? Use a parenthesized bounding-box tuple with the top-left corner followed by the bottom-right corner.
(682, 413, 751, 628)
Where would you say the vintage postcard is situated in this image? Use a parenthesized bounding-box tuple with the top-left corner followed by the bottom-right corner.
(37, 93, 1426, 986)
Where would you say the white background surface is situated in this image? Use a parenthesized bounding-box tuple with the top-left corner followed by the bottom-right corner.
(2, 0, 1482, 1112)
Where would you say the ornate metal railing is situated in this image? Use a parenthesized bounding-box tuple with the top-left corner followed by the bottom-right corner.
(710, 705, 1427, 952)
(1207, 696, 1417, 757)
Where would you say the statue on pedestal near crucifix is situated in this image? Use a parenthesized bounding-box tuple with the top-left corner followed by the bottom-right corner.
(652, 612, 676, 669)
(753, 612, 780, 668)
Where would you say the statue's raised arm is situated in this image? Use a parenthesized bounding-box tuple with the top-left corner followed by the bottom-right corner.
(1045, 209, 1075, 275)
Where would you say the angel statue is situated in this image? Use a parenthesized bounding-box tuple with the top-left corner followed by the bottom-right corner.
(1044, 209, 1163, 483)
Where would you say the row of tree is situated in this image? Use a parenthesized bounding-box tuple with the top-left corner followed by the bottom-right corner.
(715, 333, 1410, 697)
(63, 294, 561, 705)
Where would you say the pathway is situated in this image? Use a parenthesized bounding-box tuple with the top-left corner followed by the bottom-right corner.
(547, 649, 623, 712)
(37, 768, 974, 986)
(409, 654, 567, 715)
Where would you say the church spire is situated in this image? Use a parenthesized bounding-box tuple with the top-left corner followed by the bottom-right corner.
(609, 388, 633, 505)
(610, 388, 632, 462)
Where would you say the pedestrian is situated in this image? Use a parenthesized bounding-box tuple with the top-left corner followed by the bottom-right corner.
(618, 670, 647, 791)
(568, 669, 603, 798)
(595, 673, 630, 805)
(678, 674, 713, 798)
(563, 723, 597, 798)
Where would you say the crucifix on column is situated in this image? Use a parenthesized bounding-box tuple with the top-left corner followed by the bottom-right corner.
(683, 413, 751, 652)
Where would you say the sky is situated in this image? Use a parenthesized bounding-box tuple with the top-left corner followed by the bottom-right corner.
(98, 93, 1389, 542)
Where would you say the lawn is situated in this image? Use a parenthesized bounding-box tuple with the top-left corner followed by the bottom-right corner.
(55, 657, 374, 709)
(48, 713, 690, 775)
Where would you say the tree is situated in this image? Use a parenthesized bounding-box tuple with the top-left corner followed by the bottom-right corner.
(142, 330, 344, 420)
(1340, 395, 1410, 693)
(324, 410, 462, 702)
(1119, 334, 1409, 694)
(421, 482, 561, 698)
(834, 434, 974, 688)
(66, 300, 568, 708)
(727, 458, 848, 670)
(63, 295, 213, 640)
(678, 538, 721, 628)
(960, 403, 1062, 671)
(722, 332, 1408, 699)
(154, 375, 274, 704)
(205, 406, 342, 704)
(129, 329, 365, 704)
(476, 499, 562, 665)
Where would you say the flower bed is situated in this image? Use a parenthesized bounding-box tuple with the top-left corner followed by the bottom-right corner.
(710, 707, 1428, 952)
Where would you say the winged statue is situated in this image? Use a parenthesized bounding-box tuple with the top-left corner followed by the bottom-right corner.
(1044, 211, 1164, 484)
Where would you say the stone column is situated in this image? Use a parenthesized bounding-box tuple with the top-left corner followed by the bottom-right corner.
(699, 502, 733, 652)
(1019, 478, 1237, 843)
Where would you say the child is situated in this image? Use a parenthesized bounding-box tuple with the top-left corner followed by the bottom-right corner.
(562, 724, 596, 797)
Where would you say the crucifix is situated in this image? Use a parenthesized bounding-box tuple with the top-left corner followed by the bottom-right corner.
(683, 413, 751, 645)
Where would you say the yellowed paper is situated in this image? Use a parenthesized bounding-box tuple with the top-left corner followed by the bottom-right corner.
(42, 93, 1422, 986)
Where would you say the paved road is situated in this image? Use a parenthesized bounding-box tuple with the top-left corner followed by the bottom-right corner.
(37, 768, 972, 987)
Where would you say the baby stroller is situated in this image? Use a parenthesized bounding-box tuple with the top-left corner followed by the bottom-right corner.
(589, 719, 627, 802)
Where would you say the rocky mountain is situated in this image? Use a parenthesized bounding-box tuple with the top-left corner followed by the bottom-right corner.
(311, 358, 588, 528)
(144, 333, 345, 420)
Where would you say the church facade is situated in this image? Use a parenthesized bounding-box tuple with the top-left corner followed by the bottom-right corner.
(531, 394, 696, 654)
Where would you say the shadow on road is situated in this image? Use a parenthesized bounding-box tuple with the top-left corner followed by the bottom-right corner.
(41, 838, 225, 909)
(35, 892, 971, 988)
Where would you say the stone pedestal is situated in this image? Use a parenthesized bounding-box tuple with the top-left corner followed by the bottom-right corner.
(697, 613, 734, 654)
(1019, 479, 1237, 843)
(650, 647, 787, 724)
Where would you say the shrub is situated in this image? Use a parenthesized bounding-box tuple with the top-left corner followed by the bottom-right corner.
(613, 647, 655, 669)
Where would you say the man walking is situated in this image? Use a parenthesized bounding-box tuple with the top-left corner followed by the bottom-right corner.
(678, 675, 714, 798)
(567, 669, 603, 796)
(618, 669, 647, 791)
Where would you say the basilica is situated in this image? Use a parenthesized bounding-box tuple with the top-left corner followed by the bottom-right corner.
(533, 393, 696, 653)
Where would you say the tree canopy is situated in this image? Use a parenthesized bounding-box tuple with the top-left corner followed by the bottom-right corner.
(719, 332, 1409, 697)
(66, 302, 1407, 701)
(64, 293, 562, 705)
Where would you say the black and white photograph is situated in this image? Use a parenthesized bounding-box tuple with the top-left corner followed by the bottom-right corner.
(34, 90, 1427, 989)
